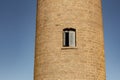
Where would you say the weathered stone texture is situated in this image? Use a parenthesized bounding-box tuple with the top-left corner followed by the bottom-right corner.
(34, 0, 106, 80)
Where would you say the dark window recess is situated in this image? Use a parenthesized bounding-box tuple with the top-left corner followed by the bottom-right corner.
(63, 28, 76, 47)
(65, 32, 69, 46)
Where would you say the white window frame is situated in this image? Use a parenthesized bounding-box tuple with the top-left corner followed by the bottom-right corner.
(63, 28, 76, 47)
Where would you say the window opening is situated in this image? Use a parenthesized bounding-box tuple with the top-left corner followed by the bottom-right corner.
(63, 28, 76, 47)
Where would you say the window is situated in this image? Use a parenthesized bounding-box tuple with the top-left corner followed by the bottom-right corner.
(63, 28, 76, 47)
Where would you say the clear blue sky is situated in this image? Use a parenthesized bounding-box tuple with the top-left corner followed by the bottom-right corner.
(0, 0, 120, 80)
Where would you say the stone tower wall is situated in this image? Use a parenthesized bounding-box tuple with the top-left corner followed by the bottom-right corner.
(34, 0, 106, 80)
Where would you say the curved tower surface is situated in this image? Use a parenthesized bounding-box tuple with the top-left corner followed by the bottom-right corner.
(34, 0, 106, 80)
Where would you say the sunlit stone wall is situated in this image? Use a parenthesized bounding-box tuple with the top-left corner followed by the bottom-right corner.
(34, 0, 106, 80)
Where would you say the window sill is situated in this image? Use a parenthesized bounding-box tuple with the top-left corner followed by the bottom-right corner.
(61, 47, 77, 50)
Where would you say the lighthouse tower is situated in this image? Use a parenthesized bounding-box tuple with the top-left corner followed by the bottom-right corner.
(34, 0, 106, 80)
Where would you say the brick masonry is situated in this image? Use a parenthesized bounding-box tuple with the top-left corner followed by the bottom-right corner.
(34, 0, 106, 80)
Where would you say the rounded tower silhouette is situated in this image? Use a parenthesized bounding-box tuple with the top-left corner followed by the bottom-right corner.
(34, 0, 106, 80)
